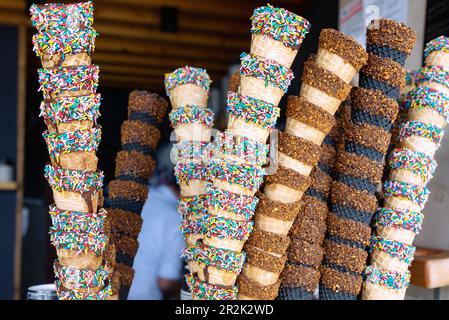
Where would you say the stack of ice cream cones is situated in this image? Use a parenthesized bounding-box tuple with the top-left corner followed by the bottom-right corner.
(164, 67, 217, 299)
(238, 28, 367, 300)
(31, 1, 111, 300)
(278, 118, 343, 300)
(181, 5, 309, 300)
(320, 19, 416, 300)
(105, 90, 168, 299)
(363, 36, 449, 300)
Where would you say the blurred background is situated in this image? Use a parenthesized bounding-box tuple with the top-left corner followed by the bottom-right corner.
(0, 0, 448, 300)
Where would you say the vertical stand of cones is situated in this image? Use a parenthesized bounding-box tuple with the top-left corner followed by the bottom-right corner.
(31, 1, 112, 299)
(105, 91, 168, 300)
(278, 115, 343, 300)
(164, 67, 216, 299)
(239, 28, 367, 300)
(320, 19, 416, 300)
(363, 36, 449, 300)
(180, 5, 310, 300)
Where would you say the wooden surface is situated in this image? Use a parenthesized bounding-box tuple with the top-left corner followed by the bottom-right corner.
(0, 182, 18, 191)
(13, 23, 26, 300)
(411, 247, 449, 289)
(0, 0, 306, 90)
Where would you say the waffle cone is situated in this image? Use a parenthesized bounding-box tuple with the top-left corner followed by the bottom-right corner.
(185, 233, 203, 248)
(264, 183, 303, 203)
(212, 179, 255, 197)
(197, 263, 238, 286)
(208, 205, 247, 222)
(109, 294, 119, 300)
(254, 213, 294, 236)
(216, 153, 255, 169)
(371, 249, 409, 272)
(390, 168, 426, 187)
(228, 115, 270, 144)
(402, 85, 415, 96)
(41, 52, 92, 68)
(243, 264, 279, 286)
(169, 84, 208, 109)
(315, 48, 357, 84)
(61, 282, 102, 294)
(250, 34, 298, 69)
(54, 120, 94, 134)
(240, 75, 285, 106)
(398, 136, 438, 157)
(420, 81, 449, 96)
(238, 294, 255, 300)
(180, 180, 207, 197)
(57, 248, 102, 270)
(362, 280, 406, 300)
(279, 152, 313, 176)
(376, 225, 416, 245)
(174, 123, 212, 143)
(54, 151, 98, 172)
(188, 260, 201, 276)
(384, 195, 421, 212)
(408, 108, 446, 128)
(300, 83, 341, 115)
(52, 189, 99, 212)
(202, 236, 245, 252)
(50, 89, 93, 101)
(425, 51, 449, 69)
(285, 117, 326, 144)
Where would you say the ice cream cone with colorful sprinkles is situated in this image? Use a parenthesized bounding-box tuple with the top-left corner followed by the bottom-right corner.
(238, 52, 293, 109)
(369, 236, 416, 273)
(44, 164, 103, 213)
(30, 1, 94, 33)
(165, 67, 213, 142)
(38, 64, 99, 100)
(374, 207, 424, 246)
(183, 245, 246, 287)
(32, 26, 96, 68)
(362, 265, 410, 300)
(186, 273, 238, 300)
(40, 94, 101, 133)
(388, 148, 437, 188)
(30, 1, 96, 67)
(415, 65, 449, 97)
(165, 66, 211, 109)
(43, 127, 100, 171)
(49, 205, 107, 270)
(226, 91, 280, 143)
(249, 4, 310, 69)
(403, 85, 449, 133)
(424, 36, 449, 69)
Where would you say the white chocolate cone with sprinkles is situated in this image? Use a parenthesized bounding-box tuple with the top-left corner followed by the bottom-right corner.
(38, 64, 99, 100)
(32, 27, 96, 68)
(239, 52, 293, 108)
(249, 4, 310, 69)
(165, 66, 211, 109)
(165, 66, 216, 297)
(362, 265, 410, 300)
(40, 94, 101, 134)
(424, 36, 449, 69)
(31, 1, 112, 300)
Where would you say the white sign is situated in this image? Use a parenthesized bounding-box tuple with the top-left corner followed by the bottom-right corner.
(340, 0, 409, 47)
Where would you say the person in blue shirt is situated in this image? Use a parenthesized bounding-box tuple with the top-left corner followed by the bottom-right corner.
(128, 145, 185, 300)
